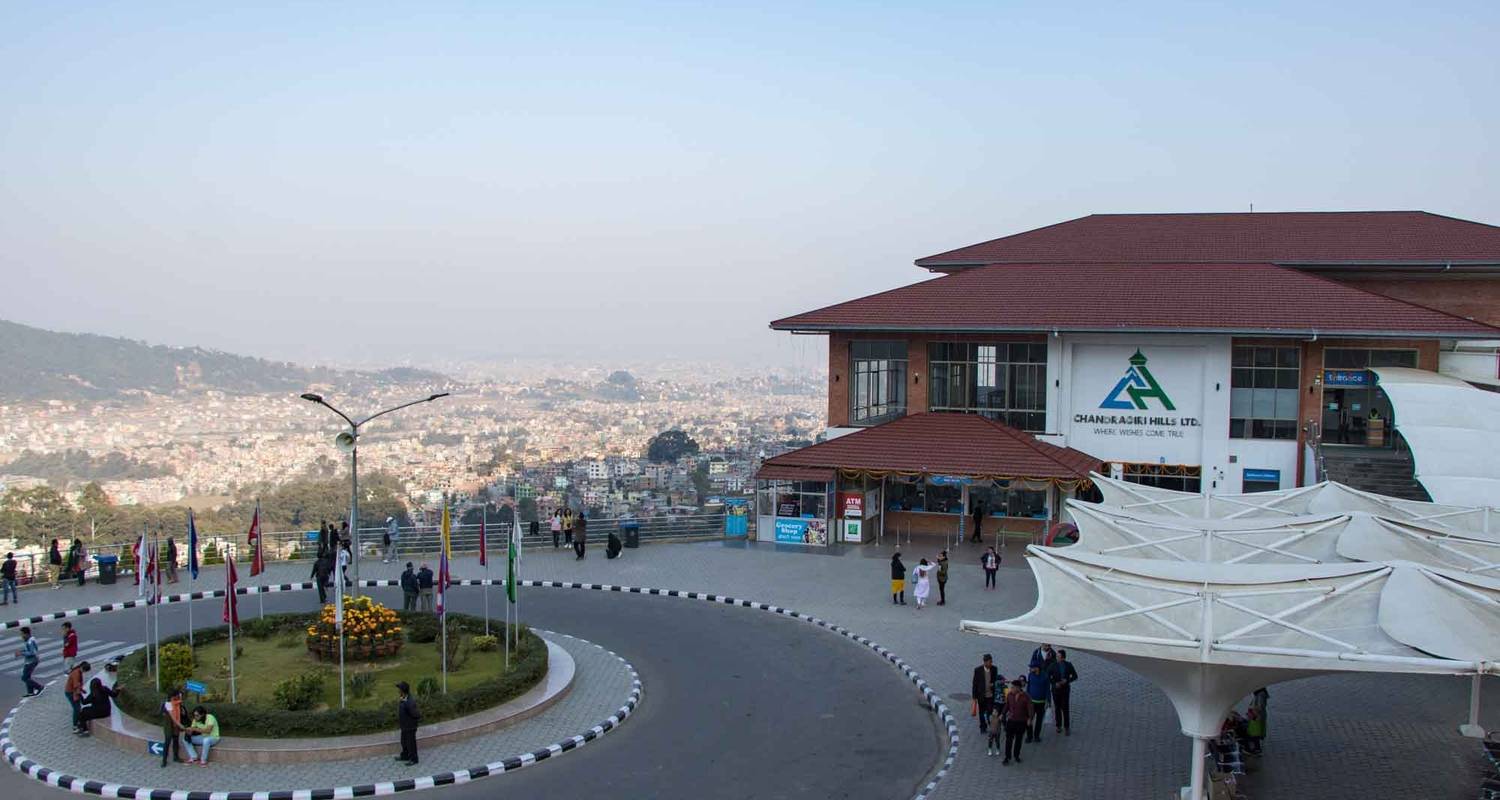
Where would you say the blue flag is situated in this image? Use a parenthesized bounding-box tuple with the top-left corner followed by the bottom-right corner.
(187, 508, 200, 580)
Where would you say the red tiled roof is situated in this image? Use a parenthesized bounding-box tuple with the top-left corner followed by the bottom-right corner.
(770, 262, 1500, 337)
(754, 464, 836, 482)
(757, 413, 1101, 481)
(915, 212, 1500, 268)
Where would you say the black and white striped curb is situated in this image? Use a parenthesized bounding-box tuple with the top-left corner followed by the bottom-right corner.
(0, 631, 641, 800)
(3, 579, 958, 800)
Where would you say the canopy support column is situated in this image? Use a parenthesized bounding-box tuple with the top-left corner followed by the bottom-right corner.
(1461, 673, 1487, 738)
(1181, 737, 1208, 800)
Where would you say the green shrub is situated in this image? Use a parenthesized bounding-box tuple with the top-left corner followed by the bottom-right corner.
(272, 671, 325, 711)
(471, 634, 499, 652)
(416, 676, 441, 698)
(113, 615, 547, 737)
(403, 613, 439, 643)
(158, 642, 195, 690)
(348, 671, 376, 699)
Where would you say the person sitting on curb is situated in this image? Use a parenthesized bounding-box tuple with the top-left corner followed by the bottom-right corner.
(77, 674, 119, 736)
(182, 705, 221, 765)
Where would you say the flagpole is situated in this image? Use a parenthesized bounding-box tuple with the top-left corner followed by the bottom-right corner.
(256, 500, 265, 620)
(482, 511, 490, 638)
(153, 529, 161, 692)
(227, 600, 237, 703)
(338, 587, 346, 709)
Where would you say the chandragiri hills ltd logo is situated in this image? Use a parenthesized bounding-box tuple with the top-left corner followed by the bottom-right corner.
(1100, 349, 1176, 411)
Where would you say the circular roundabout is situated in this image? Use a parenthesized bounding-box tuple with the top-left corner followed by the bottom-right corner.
(2, 578, 956, 800)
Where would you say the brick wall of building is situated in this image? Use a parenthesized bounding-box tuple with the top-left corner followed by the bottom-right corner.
(828, 332, 850, 427)
(1326, 276, 1500, 327)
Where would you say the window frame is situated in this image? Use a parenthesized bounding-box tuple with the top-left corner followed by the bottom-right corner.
(849, 340, 908, 426)
(1229, 345, 1301, 441)
(926, 341, 1047, 432)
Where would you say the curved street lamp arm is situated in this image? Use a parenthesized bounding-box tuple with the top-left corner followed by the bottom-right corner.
(310, 398, 358, 430)
(357, 392, 450, 428)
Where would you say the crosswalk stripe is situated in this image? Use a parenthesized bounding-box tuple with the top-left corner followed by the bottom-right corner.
(0, 640, 135, 677)
(33, 643, 140, 679)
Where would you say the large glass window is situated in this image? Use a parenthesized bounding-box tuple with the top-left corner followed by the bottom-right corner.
(850, 340, 908, 425)
(927, 342, 1047, 431)
(1229, 346, 1300, 440)
(1122, 463, 1202, 493)
(759, 480, 827, 519)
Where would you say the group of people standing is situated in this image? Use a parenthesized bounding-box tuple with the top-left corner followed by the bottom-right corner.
(549, 508, 589, 559)
(398, 561, 436, 611)
(157, 687, 221, 767)
(972, 644, 1080, 765)
(889, 547, 1005, 608)
(309, 519, 353, 604)
(13, 623, 120, 738)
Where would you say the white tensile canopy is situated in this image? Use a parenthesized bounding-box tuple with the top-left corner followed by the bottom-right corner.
(1065, 501, 1352, 564)
(960, 547, 1494, 800)
(1335, 515, 1500, 576)
(1371, 366, 1500, 507)
(1091, 472, 1500, 538)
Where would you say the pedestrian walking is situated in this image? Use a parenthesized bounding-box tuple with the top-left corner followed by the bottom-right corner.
(383, 516, 400, 563)
(417, 563, 434, 612)
(912, 558, 933, 609)
(1049, 649, 1079, 735)
(981, 547, 999, 589)
(972, 654, 999, 735)
(396, 681, 421, 765)
(573, 513, 588, 559)
(63, 540, 81, 581)
(160, 688, 185, 766)
(77, 675, 118, 736)
(311, 553, 333, 605)
(338, 539, 352, 588)
(970, 500, 984, 543)
(61, 621, 79, 671)
(0, 552, 17, 605)
(936, 550, 949, 605)
(400, 562, 418, 611)
(48, 539, 63, 589)
(550, 511, 562, 548)
(165, 537, 179, 583)
(317, 521, 332, 560)
(986, 700, 1004, 756)
(65, 660, 90, 733)
(1025, 663, 1051, 743)
(16, 626, 44, 696)
(890, 552, 906, 605)
(182, 705, 221, 764)
(1003, 677, 1031, 764)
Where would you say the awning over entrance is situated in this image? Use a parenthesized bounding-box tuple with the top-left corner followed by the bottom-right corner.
(757, 412, 1101, 489)
(752, 464, 836, 482)
(1371, 366, 1500, 506)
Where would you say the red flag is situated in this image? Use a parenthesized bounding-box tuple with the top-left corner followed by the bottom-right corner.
(223, 553, 240, 629)
(478, 518, 488, 567)
(436, 547, 449, 616)
(248, 501, 265, 577)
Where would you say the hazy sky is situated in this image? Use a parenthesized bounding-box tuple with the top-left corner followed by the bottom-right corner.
(3, 2, 1497, 369)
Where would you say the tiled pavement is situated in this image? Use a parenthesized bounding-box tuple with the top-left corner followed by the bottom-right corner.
(4, 632, 635, 792)
(4, 540, 1496, 798)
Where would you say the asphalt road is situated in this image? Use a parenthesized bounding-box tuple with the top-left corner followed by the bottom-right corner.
(1, 584, 942, 800)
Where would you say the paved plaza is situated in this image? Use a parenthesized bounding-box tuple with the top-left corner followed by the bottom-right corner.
(3, 538, 1495, 798)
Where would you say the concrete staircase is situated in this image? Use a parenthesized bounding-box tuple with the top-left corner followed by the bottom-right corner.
(1319, 445, 1431, 502)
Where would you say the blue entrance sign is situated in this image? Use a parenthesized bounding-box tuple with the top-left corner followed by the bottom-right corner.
(147, 740, 164, 756)
(1324, 369, 1370, 387)
(929, 475, 972, 486)
(1243, 469, 1281, 483)
(185, 680, 206, 694)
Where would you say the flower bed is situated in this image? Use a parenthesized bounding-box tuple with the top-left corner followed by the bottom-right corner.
(306, 596, 404, 660)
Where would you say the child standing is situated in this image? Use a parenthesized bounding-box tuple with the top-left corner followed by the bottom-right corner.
(986, 700, 1005, 755)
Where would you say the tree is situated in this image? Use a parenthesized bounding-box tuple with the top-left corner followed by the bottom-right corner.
(646, 430, 700, 463)
(691, 465, 713, 507)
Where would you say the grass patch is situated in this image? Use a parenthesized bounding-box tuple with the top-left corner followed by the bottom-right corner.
(114, 611, 546, 737)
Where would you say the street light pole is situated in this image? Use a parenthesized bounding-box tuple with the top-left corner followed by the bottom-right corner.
(300, 391, 450, 594)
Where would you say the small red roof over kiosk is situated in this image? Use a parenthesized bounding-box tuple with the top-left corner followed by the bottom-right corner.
(755, 413, 1101, 484)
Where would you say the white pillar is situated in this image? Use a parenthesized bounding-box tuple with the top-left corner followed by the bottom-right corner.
(1182, 737, 1208, 800)
(1460, 673, 1487, 738)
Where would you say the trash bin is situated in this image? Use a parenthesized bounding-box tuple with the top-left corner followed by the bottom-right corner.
(96, 554, 119, 585)
(620, 520, 641, 549)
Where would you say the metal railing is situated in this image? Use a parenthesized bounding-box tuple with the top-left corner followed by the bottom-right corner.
(1, 513, 732, 587)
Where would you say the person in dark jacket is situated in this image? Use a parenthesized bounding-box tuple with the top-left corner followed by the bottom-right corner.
(395, 681, 421, 765)
(606, 531, 622, 559)
(573, 513, 588, 559)
(936, 550, 950, 605)
(417, 563, 435, 612)
(311, 553, 333, 604)
(165, 538, 179, 583)
(1003, 677, 1032, 764)
(1049, 649, 1079, 735)
(399, 563, 418, 611)
(77, 675, 119, 736)
(49, 539, 63, 588)
(972, 654, 999, 734)
(890, 553, 906, 605)
(317, 521, 332, 560)
(1025, 664, 1051, 743)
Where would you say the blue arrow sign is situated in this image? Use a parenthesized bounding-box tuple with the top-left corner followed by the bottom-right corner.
(184, 680, 206, 694)
(147, 740, 164, 756)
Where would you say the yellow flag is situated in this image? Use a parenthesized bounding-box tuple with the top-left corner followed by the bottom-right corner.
(441, 505, 452, 559)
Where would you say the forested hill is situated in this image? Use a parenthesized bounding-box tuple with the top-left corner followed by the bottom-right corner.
(0, 319, 449, 402)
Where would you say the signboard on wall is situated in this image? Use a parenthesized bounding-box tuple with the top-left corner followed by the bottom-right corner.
(1069, 345, 1205, 465)
(839, 492, 864, 518)
(774, 517, 828, 546)
(1324, 369, 1369, 387)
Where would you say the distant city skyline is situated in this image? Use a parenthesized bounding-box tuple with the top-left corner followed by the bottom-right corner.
(3, 2, 1498, 366)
